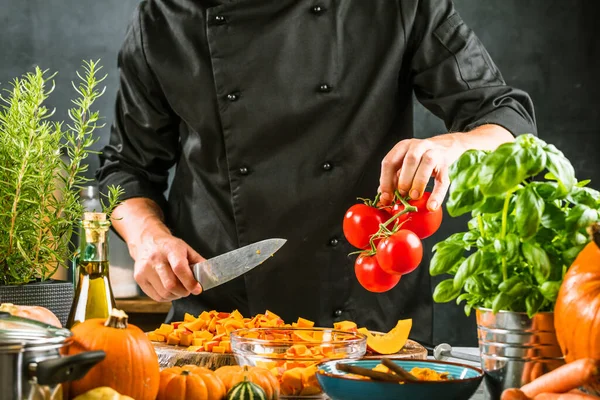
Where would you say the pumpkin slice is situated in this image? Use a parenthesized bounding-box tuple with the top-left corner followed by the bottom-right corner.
(359, 319, 412, 355)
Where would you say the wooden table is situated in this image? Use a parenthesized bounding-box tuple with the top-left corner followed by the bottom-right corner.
(115, 296, 171, 332)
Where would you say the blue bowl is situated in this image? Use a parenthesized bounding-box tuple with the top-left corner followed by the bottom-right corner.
(317, 359, 483, 400)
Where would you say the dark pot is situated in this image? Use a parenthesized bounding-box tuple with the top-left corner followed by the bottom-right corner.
(0, 280, 74, 327)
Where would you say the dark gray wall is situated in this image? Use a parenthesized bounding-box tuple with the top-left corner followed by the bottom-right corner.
(2, 1, 598, 346)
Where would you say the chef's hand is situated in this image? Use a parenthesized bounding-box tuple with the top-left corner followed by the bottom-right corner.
(379, 126, 516, 209)
(130, 226, 204, 302)
(111, 198, 204, 302)
(379, 134, 465, 210)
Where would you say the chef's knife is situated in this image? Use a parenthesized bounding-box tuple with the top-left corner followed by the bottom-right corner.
(191, 238, 287, 291)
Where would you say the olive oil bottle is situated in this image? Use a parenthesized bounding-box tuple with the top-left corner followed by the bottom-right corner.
(66, 212, 116, 328)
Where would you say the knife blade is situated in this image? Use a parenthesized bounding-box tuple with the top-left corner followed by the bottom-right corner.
(191, 238, 287, 291)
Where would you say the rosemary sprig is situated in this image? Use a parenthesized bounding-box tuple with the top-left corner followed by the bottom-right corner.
(0, 60, 121, 285)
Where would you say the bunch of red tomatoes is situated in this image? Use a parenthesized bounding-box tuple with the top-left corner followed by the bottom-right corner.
(342, 192, 443, 293)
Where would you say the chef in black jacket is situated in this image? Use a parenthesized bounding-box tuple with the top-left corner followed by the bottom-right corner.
(97, 0, 536, 344)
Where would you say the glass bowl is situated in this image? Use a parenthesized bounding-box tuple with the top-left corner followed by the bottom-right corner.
(231, 327, 367, 399)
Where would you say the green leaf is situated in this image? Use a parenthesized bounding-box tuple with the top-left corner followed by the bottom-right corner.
(576, 179, 591, 187)
(532, 181, 561, 201)
(544, 144, 576, 196)
(433, 279, 462, 303)
(448, 149, 488, 181)
(541, 202, 566, 230)
(525, 290, 545, 318)
(478, 195, 505, 214)
(453, 251, 483, 290)
(492, 292, 512, 313)
(565, 204, 599, 232)
(567, 186, 600, 208)
(430, 241, 465, 276)
(522, 241, 551, 285)
(539, 281, 561, 302)
(478, 142, 530, 196)
(447, 186, 484, 217)
(493, 233, 520, 263)
(524, 142, 547, 176)
(515, 186, 544, 239)
(464, 303, 473, 317)
(464, 276, 485, 295)
(499, 277, 530, 297)
(562, 244, 585, 265)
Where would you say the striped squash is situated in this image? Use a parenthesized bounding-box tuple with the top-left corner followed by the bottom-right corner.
(226, 378, 267, 400)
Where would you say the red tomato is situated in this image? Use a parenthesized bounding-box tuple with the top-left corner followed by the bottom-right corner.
(343, 204, 390, 249)
(391, 192, 443, 239)
(376, 230, 423, 275)
(354, 254, 401, 293)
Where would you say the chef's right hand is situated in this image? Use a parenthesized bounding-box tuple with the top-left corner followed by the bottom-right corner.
(129, 225, 204, 302)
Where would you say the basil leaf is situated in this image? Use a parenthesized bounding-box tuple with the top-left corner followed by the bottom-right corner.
(464, 276, 485, 295)
(433, 279, 462, 303)
(532, 181, 560, 201)
(479, 142, 529, 196)
(430, 241, 465, 276)
(478, 195, 505, 214)
(453, 251, 483, 290)
(522, 241, 551, 284)
(562, 244, 585, 265)
(568, 186, 600, 208)
(447, 186, 484, 217)
(456, 293, 472, 304)
(544, 144, 576, 196)
(492, 292, 512, 314)
(524, 143, 547, 176)
(541, 202, 566, 230)
(576, 179, 591, 187)
(525, 290, 545, 318)
(499, 277, 530, 297)
(464, 303, 473, 317)
(448, 149, 487, 181)
(566, 204, 599, 232)
(492, 233, 520, 263)
(539, 281, 561, 302)
(515, 186, 544, 239)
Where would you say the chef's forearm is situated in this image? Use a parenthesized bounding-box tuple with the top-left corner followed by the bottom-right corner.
(111, 197, 171, 246)
(431, 124, 515, 154)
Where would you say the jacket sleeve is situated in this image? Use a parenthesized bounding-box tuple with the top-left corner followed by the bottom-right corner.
(96, 3, 179, 212)
(404, 0, 537, 136)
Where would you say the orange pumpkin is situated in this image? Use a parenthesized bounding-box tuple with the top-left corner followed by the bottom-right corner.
(158, 365, 226, 400)
(0, 303, 61, 327)
(555, 223, 600, 394)
(66, 309, 160, 400)
(215, 365, 280, 400)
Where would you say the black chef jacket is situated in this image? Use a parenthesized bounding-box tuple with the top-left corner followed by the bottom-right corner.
(96, 0, 536, 344)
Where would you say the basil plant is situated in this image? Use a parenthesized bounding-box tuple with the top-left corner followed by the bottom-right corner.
(431, 134, 600, 317)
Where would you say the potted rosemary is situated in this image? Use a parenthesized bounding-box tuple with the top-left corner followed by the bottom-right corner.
(0, 60, 121, 326)
(430, 134, 600, 395)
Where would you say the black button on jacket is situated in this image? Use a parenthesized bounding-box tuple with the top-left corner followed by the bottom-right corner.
(97, 0, 536, 344)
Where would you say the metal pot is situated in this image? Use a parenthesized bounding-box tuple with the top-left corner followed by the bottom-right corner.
(0, 311, 105, 400)
(476, 308, 564, 400)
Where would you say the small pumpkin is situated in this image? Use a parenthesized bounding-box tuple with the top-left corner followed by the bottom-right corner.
(73, 386, 134, 400)
(226, 378, 267, 400)
(555, 222, 600, 394)
(0, 303, 61, 327)
(66, 309, 160, 400)
(157, 365, 226, 400)
(215, 366, 279, 400)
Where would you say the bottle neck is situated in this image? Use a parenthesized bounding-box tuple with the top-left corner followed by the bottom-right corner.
(79, 221, 110, 263)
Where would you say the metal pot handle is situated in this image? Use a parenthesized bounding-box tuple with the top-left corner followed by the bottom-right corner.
(31, 350, 106, 386)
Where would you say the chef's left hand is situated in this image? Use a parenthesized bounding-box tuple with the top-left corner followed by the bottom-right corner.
(378, 133, 466, 211)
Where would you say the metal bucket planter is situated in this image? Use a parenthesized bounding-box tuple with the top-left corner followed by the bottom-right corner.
(476, 308, 564, 400)
(0, 280, 74, 327)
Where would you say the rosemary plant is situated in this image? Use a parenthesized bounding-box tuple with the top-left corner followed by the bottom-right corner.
(0, 60, 122, 285)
